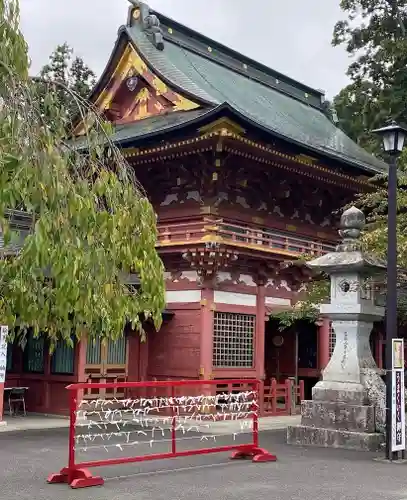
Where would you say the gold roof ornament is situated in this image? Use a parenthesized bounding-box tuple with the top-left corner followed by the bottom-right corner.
(128, 0, 164, 51)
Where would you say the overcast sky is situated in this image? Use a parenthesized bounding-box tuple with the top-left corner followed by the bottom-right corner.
(19, 0, 352, 99)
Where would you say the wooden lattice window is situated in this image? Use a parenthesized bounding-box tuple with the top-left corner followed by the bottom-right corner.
(213, 312, 255, 368)
(329, 322, 336, 358)
(107, 337, 127, 365)
(86, 337, 127, 366)
(23, 332, 45, 373)
(87, 337, 102, 364)
(51, 339, 75, 375)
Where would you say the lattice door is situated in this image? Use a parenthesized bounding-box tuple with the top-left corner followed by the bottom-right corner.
(84, 337, 128, 400)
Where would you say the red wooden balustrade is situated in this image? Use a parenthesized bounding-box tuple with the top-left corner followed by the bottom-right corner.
(157, 218, 335, 256)
(260, 378, 305, 416)
(149, 377, 305, 417)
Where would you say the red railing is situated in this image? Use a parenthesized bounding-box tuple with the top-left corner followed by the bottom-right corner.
(47, 379, 277, 489)
(260, 378, 305, 416)
(157, 218, 335, 256)
(216, 378, 305, 417)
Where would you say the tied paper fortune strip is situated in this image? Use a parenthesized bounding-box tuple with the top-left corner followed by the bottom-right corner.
(74, 390, 258, 454)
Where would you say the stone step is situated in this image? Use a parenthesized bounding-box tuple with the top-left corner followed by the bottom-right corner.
(300, 400, 376, 433)
(287, 424, 384, 452)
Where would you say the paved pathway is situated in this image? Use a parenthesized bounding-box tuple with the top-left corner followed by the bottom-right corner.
(0, 414, 301, 434)
(0, 414, 70, 432)
(3, 427, 407, 500)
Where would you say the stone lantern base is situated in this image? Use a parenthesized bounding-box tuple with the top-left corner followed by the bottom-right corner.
(287, 384, 384, 451)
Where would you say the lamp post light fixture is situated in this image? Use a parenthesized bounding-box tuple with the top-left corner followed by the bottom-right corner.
(372, 121, 407, 460)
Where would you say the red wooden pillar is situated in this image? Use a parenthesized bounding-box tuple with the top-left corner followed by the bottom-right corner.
(0, 379, 3, 422)
(255, 283, 266, 380)
(0, 386, 3, 422)
(137, 336, 149, 400)
(317, 318, 330, 373)
(0, 326, 8, 422)
(127, 332, 140, 382)
(75, 338, 87, 405)
(200, 287, 214, 380)
(139, 337, 149, 381)
(76, 338, 87, 382)
(44, 347, 51, 412)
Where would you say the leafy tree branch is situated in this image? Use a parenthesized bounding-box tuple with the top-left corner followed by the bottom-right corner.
(0, 0, 165, 348)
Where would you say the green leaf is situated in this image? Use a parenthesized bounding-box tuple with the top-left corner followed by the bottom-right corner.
(0, 0, 165, 347)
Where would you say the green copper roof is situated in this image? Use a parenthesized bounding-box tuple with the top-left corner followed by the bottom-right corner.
(111, 108, 210, 143)
(73, 108, 211, 150)
(75, 3, 390, 174)
(124, 13, 385, 174)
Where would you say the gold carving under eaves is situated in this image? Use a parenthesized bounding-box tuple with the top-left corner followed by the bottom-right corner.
(198, 117, 246, 137)
(182, 242, 238, 285)
(149, 158, 342, 228)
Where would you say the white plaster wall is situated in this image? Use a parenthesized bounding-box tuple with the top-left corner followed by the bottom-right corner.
(214, 291, 256, 307)
(217, 272, 256, 286)
(265, 297, 291, 306)
(165, 290, 202, 303)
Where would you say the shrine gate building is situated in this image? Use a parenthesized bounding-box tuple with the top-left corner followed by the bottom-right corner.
(4, 2, 387, 415)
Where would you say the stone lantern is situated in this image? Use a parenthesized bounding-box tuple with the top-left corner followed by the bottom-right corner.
(287, 206, 386, 451)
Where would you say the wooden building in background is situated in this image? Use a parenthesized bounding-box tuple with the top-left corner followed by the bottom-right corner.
(3, 2, 387, 415)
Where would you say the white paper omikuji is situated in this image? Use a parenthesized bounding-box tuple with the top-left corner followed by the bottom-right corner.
(74, 391, 258, 454)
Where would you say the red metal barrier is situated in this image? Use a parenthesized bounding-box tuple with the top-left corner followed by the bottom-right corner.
(47, 379, 277, 489)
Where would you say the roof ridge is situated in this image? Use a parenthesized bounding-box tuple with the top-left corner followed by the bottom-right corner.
(132, 3, 326, 107)
(166, 31, 325, 112)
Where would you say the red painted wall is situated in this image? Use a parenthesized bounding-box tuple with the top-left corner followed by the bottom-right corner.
(148, 305, 201, 379)
(5, 344, 79, 415)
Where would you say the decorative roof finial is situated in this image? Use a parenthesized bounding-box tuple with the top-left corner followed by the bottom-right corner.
(128, 0, 164, 51)
(336, 206, 365, 252)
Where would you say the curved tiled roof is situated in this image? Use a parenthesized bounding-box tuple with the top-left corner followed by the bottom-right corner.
(81, 3, 385, 176)
(122, 3, 386, 172)
(124, 14, 386, 175)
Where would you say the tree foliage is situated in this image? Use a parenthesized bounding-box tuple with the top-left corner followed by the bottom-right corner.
(332, 0, 407, 152)
(333, 81, 383, 154)
(37, 43, 96, 119)
(270, 277, 330, 330)
(332, 0, 407, 312)
(352, 163, 407, 323)
(352, 161, 407, 266)
(0, 0, 165, 348)
(270, 1, 407, 330)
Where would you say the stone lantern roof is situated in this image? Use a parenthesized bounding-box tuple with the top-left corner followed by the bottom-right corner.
(306, 206, 386, 276)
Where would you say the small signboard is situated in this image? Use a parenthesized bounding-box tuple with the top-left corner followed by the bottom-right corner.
(0, 326, 8, 384)
(391, 338, 406, 452)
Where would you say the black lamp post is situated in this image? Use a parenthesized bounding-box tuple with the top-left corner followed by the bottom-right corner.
(372, 121, 407, 460)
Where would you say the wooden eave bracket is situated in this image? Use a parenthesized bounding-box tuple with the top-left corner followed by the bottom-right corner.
(122, 133, 372, 191)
